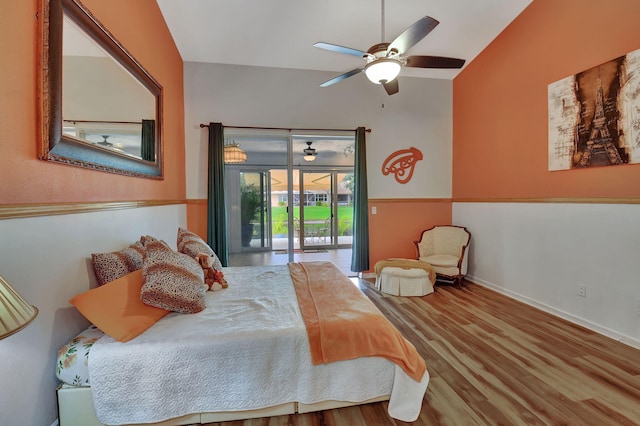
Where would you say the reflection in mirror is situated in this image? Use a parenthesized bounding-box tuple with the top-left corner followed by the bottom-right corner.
(39, 0, 163, 178)
(62, 16, 156, 160)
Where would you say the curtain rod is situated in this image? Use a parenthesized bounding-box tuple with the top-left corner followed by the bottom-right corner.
(199, 123, 371, 133)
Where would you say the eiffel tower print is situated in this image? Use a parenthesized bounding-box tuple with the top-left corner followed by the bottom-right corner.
(576, 76, 624, 167)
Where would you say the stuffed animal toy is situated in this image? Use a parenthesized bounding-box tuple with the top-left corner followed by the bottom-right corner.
(195, 253, 228, 291)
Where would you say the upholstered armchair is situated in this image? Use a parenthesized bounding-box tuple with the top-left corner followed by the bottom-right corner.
(414, 225, 471, 287)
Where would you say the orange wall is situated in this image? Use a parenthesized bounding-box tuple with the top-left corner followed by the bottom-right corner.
(186, 200, 208, 239)
(453, 0, 640, 199)
(368, 200, 452, 267)
(1, 0, 184, 204)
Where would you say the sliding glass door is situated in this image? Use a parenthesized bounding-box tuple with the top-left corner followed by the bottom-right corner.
(224, 133, 355, 271)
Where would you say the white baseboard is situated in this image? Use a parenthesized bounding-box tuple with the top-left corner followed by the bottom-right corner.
(467, 275, 640, 350)
(50, 419, 59, 426)
(360, 272, 375, 279)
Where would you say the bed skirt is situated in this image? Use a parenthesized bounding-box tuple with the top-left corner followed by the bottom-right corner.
(57, 384, 390, 426)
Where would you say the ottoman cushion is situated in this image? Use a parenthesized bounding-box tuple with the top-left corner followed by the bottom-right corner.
(375, 263, 435, 297)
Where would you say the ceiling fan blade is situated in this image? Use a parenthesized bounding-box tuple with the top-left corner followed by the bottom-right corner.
(405, 55, 466, 69)
(320, 68, 363, 87)
(382, 79, 399, 96)
(387, 16, 439, 55)
(314, 42, 367, 58)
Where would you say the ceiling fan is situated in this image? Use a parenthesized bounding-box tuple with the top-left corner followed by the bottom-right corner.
(314, 1, 465, 95)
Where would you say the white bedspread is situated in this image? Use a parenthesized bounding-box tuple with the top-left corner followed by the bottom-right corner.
(89, 265, 428, 425)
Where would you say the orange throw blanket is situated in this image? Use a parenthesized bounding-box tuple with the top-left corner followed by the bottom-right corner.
(288, 261, 426, 382)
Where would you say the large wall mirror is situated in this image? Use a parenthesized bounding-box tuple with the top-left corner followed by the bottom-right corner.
(39, 0, 163, 178)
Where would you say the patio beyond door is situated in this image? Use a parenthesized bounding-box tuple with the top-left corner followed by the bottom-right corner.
(299, 171, 353, 250)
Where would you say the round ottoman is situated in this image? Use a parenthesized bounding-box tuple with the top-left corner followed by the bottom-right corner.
(376, 266, 434, 297)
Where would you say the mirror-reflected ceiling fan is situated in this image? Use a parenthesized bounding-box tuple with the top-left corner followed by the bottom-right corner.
(314, 0, 465, 95)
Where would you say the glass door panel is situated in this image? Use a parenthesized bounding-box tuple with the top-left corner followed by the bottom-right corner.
(336, 172, 354, 247)
(239, 170, 270, 251)
(299, 170, 354, 249)
(225, 135, 296, 267)
(268, 168, 292, 256)
(299, 171, 333, 250)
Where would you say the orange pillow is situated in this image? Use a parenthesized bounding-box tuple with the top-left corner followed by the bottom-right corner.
(69, 269, 170, 342)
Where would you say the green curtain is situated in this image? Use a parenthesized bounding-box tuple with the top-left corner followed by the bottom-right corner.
(207, 122, 229, 266)
(141, 119, 155, 161)
(350, 126, 369, 272)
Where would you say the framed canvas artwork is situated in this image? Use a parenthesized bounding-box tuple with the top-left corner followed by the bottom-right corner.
(548, 48, 640, 170)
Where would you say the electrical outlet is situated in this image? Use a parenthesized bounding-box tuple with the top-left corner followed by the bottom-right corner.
(578, 285, 587, 297)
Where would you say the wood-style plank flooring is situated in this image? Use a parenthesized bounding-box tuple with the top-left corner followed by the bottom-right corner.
(229, 248, 357, 278)
(204, 280, 640, 425)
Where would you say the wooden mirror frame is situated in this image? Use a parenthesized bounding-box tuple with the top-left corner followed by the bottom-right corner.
(38, 0, 164, 178)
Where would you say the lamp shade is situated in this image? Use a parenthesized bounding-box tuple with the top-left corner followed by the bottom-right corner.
(364, 59, 401, 84)
(0, 276, 38, 340)
(224, 143, 247, 163)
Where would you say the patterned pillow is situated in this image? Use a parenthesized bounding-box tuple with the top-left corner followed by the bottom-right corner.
(141, 238, 207, 314)
(56, 325, 104, 386)
(91, 241, 145, 286)
(177, 227, 222, 270)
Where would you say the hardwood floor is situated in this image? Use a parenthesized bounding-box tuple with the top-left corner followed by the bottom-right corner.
(229, 248, 356, 277)
(204, 280, 640, 425)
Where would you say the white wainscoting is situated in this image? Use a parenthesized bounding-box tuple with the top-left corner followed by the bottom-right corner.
(0, 204, 186, 426)
(453, 202, 640, 349)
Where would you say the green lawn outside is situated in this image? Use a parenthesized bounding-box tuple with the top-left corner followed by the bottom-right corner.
(271, 205, 352, 220)
(271, 206, 353, 236)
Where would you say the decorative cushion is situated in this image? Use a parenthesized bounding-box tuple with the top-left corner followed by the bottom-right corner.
(56, 325, 104, 386)
(177, 227, 222, 270)
(69, 269, 171, 342)
(141, 238, 207, 314)
(419, 255, 460, 277)
(420, 254, 459, 267)
(91, 241, 145, 286)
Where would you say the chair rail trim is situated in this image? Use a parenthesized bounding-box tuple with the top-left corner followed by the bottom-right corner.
(0, 200, 185, 220)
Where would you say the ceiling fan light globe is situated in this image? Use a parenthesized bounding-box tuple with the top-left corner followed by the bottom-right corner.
(303, 141, 316, 161)
(364, 59, 401, 84)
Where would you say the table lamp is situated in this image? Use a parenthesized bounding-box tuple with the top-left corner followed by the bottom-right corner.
(0, 276, 38, 340)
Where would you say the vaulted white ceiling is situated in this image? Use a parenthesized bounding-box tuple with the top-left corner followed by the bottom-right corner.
(156, 0, 532, 81)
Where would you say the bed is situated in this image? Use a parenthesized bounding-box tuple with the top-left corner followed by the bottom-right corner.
(57, 254, 428, 425)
